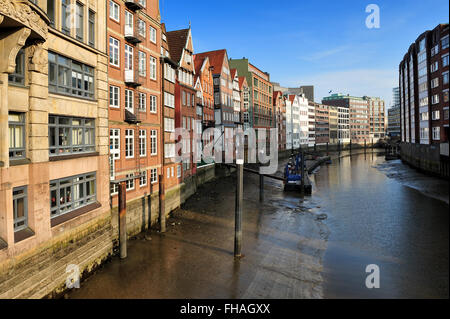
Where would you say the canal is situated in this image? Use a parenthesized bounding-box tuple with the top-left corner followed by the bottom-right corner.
(69, 151, 449, 299)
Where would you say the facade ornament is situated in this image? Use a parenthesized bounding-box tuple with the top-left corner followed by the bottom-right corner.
(27, 42, 47, 74)
(0, 0, 48, 40)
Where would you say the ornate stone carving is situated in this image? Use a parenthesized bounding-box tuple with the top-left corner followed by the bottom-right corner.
(0, 0, 48, 40)
(0, 27, 31, 73)
(27, 42, 47, 73)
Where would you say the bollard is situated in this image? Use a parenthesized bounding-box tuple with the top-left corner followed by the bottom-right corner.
(300, 151, 305, 196)
(364, 140, 367, 153)
(159, 174, 166, 233)
(259, 174, 264, 202)
(118, 182, 127, 259)
(326, 142, 329, 155)
(235, 160, 244, 257)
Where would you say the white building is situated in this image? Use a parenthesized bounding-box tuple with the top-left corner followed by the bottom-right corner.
(297, 94, 310, 146)
(285, 95, 300, 150)
(307, 100, 316, 147)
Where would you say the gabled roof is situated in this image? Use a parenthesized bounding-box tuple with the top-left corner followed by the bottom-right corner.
(230, 68, 237, 79)
(166, 28, 190, 64)
(238, 76, 247, 90)
(194, 49, 228, 75)
(193, 55, 208, 76)
(273, 91, 283, 105)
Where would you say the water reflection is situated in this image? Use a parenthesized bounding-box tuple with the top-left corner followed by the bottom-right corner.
(315, 153, 449, 298)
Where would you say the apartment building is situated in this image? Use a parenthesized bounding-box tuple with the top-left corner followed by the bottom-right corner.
(166, 27, 197, 179)
(297, 94, 309, 146)
(388, 106, 401, 137)
(312, 102, 329, 145)
(231, 69, 242, 125)
(274, 91, 286, 151)
(1, 0, 110, 298)
(229, 58, 274, 134)
(338, 106, 351, 143)
(194, 50, 234, 157)
(308, 101, 316, 147)
(193, 51, 215, 162)
(323, 93, 385, 144)
(329, 105, 338, 144)
(367, 97, 386, 141)
(399, 23, 449, 177)
(239, 76, 250, 131)
(107, 0, 163, 217)
(161, 23, 180, 190)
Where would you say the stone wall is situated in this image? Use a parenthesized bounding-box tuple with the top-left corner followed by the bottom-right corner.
(400, 142, 449, 178)
(0, 213, 112, 299)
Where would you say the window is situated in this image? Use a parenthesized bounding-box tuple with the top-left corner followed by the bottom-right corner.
(140, 170, 147, 187)
(139, 129, 147, 157)
(444, 90, 449, 103)
(431, 45, 439, 57)
(88, 10, 95, 47)
(50, 172, 96, 219)
(75, 2, 84, 41)
(164, 118, 175, 132)
(9, 112, 25, 159)
(150, 56, 157, 80)
(109, 37, 120, 67)
(150, 26, 157, 43)
(164, 93, 174, 108)
(62, 0, 70, 35)
(47, 0, 55, 26)
(432, 127, 440, 140)
(48, 52, 94, 99)
(164, 64, 175, 82)
(110, 128, 120, 159)
(110, 85, 120, 108)
(138, 0, 146, 7)
(432, 110, 440, 120)
(431, 78, 439, 89)
(443, 54, 449, 68)
(182, 91, 186, 105)
(432, 94, 439, 105)
(442, 35, 449, 50)
(109, 0, 120, 22)
(125, 44, 133, 71)
(420, 112, 429, 121)
(139, 51, 146, 76)
(125, 129, 134, 158)
(443, 72, 449, 85)
(171, 167, 174, 178)
(126, 173, 134, 191)
(49, 115, 95, 156)
(150, 168, 158, 184)
(165, 144, 175, 158)
(167, 167, 170, 178)
(125, 89, 133, 112)
(150, 130, 157, 155)
(150, 95, 157, 113)
(138, 93, 146, 112)
(13, 186, 28, 232)
(138, 19, 146, 37)
(431, 61, 439, 73)
(177, 165, 181, 178)
(8, 49, 25, 85)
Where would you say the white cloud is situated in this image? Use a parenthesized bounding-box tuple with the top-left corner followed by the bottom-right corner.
(284, 68, 398, 106)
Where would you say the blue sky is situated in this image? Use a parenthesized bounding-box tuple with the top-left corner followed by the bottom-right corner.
(161, 0, 449, 107)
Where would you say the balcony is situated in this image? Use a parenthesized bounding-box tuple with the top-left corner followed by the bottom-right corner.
(124, 70, 141, 87)
(124, 109, 141, 124)
(124, 24, 142, 44)
(125, 0, 144, 11)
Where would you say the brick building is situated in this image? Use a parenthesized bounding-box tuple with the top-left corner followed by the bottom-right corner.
(274, 91, 286, 151)
(1, 0, 110, 298)
(108, 0, 163, 216)
(166, 27, 197, 179)
(312, 102, 330, 144)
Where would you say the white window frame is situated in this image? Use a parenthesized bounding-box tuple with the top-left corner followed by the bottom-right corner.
(138, 19, 146, 37)
(150, 168, 158, 184)
(109, 0, 120, 22)
(150, 95, 157, 113)
(125, 129, 134, 158)
(150, 56, 157, 80)
(109, 85, 120, 108)
(150, 130, 157, 156)
(139, 129, 147, 157)
(125, 89, 134, 112)
(110, 128, 120, 159)
(126, 173, 135, 191)
(125, 44, 133, 71)
(139, 51, 146, 76)
(109, 37, 120, 67)
(139, 92, 146, 112)
(150, 26, 157, 43)
(140, 170, 147, 187)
